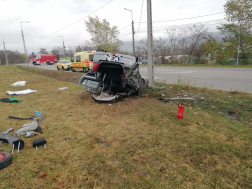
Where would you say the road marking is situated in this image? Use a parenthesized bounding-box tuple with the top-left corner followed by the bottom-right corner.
(184, 75, 212, 79)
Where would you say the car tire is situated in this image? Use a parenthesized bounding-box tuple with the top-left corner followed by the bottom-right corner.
(57, 66, 60, 70)
(0, 152, 12, 170)
(72, 68, 76, 72)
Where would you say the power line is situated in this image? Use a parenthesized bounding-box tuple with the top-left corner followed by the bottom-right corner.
(119, 28, 132, 35)
(118, 24, 132, 32)
(136, 0, 145, 40)
(37, 0, 114, 38)
(136, 12, 225, 24)
(137, 19, 227, 30)
(137, 21, 228, 33)
(118, 32, 132, 38)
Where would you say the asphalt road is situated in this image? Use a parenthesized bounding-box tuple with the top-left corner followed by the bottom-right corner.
(24, 63, 252, 93)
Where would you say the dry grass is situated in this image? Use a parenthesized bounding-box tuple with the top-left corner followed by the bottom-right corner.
(0, 65, 251, 189)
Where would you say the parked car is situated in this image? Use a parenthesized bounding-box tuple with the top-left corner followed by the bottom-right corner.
(57, 60, 72, 70)
(141, 60, 148, 64)
(79, 51, 145, 102)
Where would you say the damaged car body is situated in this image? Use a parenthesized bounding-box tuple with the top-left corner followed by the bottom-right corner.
(78, 51, 145, 102)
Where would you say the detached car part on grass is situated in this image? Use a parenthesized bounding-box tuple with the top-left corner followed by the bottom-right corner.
(79, 52, 145, 102)
(0, 152, 12, 170)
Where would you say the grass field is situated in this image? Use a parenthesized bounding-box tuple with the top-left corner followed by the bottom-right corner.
(0, 65, 251, 189)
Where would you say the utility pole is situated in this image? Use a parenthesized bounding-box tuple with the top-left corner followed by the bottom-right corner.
(236, 35, 240, 66)
(3, 37, 8, 66)
(147, 0, 154, 87)
(20, 21, 29, 67)
(58, 36, 65, 58)
(124, 8, 135, 56)
(132, 20, 135, 56)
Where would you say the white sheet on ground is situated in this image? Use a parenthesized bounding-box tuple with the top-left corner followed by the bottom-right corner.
(11, 81, 26, 86)
(6, 89, 37, 95)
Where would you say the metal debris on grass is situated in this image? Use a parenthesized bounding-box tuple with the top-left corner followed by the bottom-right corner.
(96, 138, 108, 146)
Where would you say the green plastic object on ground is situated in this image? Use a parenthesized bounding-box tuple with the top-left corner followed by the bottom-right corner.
(0, 97, 21, 103)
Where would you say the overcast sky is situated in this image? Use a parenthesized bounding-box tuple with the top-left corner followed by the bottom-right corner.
(0, 0, 227, 54)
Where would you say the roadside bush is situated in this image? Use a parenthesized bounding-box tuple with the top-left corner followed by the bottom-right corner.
(179, 56, 207, 64)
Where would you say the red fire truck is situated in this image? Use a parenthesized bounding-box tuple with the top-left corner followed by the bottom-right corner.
(30, 53, 58, 65)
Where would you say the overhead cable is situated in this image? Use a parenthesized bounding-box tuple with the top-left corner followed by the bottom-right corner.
(37, 0, 114, 38)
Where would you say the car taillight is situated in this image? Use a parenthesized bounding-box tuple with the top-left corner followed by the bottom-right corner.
(93, 62, 99, 72)
(123, 67, 126, 77)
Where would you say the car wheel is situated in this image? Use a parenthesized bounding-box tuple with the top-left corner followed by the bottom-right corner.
(72, 68, 76, 72)
(57, 66, 60, 70)
(0, 152, 12, 170)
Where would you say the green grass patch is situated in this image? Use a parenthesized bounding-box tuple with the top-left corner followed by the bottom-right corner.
(0, 65, 251, 188)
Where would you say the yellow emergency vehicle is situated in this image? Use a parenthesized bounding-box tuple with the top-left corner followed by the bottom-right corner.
(71, 51, 95, 72)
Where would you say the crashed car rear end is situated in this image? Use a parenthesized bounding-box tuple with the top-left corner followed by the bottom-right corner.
(79, 51, 145, 102)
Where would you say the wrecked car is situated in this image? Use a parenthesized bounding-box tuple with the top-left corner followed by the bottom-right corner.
(78, 51, 145, 102)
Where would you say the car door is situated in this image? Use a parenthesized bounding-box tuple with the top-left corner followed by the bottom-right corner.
(58, 61, 62, 69)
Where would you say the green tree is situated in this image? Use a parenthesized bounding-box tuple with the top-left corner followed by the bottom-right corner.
(203, 39, 222, 64)
(217, 0, 252, 64)
(85, 16, 122, 52)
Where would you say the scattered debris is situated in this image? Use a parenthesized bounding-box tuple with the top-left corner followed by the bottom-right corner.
(25, 131, 39, 138)
(227, 111, 236, 119)
(15, 114, 46, 136)
(64, 138, 71, 140)
(168, 97, 195, 100)
(33, 138, 47, 151)
(0, 152, 13, 170)
(0, 97, 21, 103)
(35, 111, 42, 116)
(0, 128, 25, 153)
(6, 89, 37, 95)
(11, 81, 26, 86)
(177, 103, 184, 119)
(96, 138, 108, 146)
(59, 87, 68, 90)
(8, 116, 34, 120)
(38, 172, 46, 178)
(58, 182, 66, 188)
(158, 97, 164, 101)
(35, 169, 40, 173)
(161, 94, 165, 97)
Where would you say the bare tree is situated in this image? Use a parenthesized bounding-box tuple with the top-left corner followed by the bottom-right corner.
(178, 30, 189, 55)
(166, 29, 180, 57)
(39, 48, 48, 54)
(188, 24, 209, 56)
(51, 47, 62, 61)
